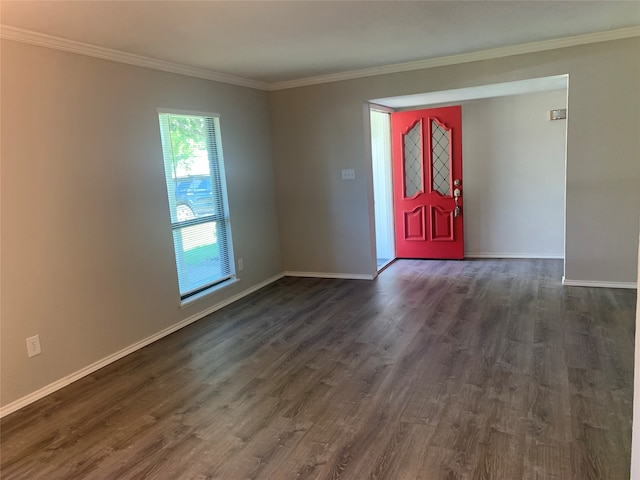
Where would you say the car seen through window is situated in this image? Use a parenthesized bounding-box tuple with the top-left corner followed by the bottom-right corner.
(174, 175, 215, 222)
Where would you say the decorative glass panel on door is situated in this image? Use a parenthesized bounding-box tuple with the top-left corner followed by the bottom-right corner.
(403, 120, 423, 198)
(431, 119, 451, 196)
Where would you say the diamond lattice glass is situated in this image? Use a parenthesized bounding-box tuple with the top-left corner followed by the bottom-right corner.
(403, 121, 423, 198)
(431, 120, 451, 196)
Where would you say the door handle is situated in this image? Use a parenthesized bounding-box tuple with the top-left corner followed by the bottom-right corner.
(453, 187, 461, 217)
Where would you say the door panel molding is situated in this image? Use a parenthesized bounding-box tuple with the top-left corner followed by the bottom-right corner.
(404, 207, 426, 241)
(429, 205, 454, 241)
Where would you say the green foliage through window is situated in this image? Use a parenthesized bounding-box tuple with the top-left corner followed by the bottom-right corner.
(168, 115, 206, 175)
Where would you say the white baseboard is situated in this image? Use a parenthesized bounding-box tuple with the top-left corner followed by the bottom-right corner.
(0, 272, 285, 419)
(284, 271, 375, 280)
(465, 253, 564, 259)
(562, 277, 637, 289)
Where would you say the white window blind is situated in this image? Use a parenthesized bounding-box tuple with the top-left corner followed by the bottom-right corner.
(158, 111, 234, 299)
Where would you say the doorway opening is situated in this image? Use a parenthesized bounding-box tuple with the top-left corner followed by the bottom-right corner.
(368, 74, 569, 277)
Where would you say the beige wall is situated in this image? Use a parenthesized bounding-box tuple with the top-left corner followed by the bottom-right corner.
(462, 90, 567, 258)
(269, 38, 640, 283)
(0, 40, 282, 407)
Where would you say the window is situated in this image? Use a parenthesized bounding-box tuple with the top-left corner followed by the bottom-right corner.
(158, 110, 234, 300)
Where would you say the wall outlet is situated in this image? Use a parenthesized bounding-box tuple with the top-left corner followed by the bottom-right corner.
(237, 258, 244, 271)
(26, 335, 41, 358)
(341, 168, 356, 180)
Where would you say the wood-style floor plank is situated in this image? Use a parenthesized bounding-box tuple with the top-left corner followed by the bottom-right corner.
(1, 259, 636, 479)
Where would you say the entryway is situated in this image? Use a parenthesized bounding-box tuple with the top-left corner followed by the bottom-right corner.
(369, 75, 568, 275)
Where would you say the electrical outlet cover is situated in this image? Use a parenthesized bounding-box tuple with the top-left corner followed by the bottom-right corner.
(341, 168, 355, 180)
(26, 335, 42, 357)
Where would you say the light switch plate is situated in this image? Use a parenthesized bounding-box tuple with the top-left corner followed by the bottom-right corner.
(550, 109, 567, 120)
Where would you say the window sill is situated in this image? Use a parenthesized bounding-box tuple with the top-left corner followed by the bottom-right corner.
(179, 277, 239, 309)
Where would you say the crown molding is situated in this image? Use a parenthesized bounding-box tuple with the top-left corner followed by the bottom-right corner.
(0, 25, 270, 91)
(267, 26, 640, 91)
(2, 24, 638, 92)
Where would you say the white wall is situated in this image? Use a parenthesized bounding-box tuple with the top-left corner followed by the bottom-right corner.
(269, 38, 640, 284)
(1, 40, 283, 409)
(462, 90, 567, 258)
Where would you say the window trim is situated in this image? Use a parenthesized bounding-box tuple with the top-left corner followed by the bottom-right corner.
(179, 277, 240, 309)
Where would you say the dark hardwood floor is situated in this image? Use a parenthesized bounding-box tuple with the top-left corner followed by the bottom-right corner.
(1, 259, 636, 479)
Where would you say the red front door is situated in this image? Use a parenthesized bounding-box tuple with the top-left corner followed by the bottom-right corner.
(391, 106, 464, 259)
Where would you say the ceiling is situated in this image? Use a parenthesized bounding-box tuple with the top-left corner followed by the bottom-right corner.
(1, 1, 639, 87)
